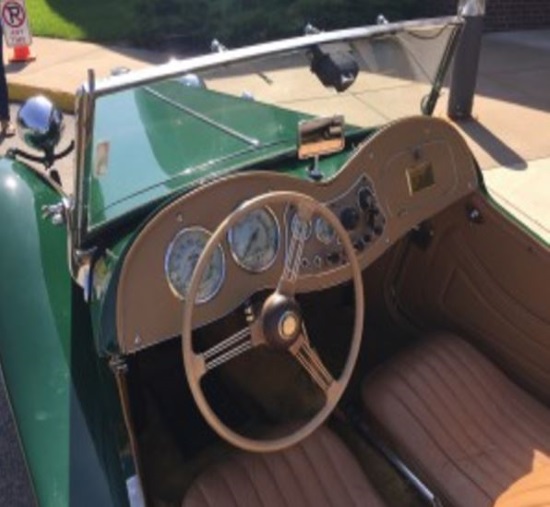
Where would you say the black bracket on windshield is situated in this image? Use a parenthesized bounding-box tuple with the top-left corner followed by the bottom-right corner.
(7, 141, 75, 185)
(309, 46, 359, 92)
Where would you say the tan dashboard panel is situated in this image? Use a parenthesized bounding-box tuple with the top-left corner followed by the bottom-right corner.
(116, 116, 478, 354)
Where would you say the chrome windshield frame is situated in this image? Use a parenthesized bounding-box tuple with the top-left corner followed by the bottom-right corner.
(88, 16, 462, 97)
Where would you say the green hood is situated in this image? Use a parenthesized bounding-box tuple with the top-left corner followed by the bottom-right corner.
(87, 81, 310, 230)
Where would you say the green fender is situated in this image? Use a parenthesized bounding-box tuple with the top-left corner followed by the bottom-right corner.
(0, 158, 129, 507)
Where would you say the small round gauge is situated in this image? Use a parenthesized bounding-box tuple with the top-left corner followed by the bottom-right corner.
(228, 207, 279, 272)
(314, 216, 336, 245)
(291, 212, 312, 241)
(165, 227, 225, 303)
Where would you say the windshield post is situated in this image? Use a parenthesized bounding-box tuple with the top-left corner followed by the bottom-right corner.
(71, 70, 96, 267)
(447, 0, 486, 119)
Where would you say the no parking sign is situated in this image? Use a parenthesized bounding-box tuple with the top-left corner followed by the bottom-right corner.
(1, 0, 32, 48)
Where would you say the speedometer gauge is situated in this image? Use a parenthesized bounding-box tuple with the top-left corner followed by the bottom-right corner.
(228, 207, 279, 272)
(165, 227, 225, 303)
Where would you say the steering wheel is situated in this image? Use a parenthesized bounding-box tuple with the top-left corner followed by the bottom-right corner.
(182, 191, 364, 452)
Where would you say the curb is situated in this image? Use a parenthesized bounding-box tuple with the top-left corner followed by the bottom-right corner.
(8, 82, 75, 114)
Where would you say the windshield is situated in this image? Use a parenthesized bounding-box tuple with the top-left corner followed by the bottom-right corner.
(76, 16, 461, 239)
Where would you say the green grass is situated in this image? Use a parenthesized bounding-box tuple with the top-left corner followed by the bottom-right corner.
(26, 0, 138, 41)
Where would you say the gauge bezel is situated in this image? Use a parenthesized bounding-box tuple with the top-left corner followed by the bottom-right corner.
(314, 216, 336, 245)
(164, 226, 225, 304)
(227, 206, 280, 273)
(291, 212, 313, 241)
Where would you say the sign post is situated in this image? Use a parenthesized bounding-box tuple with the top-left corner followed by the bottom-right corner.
(1, 0, 35, 62)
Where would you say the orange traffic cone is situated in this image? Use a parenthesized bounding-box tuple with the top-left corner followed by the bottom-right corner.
(9, 45, 35, 63)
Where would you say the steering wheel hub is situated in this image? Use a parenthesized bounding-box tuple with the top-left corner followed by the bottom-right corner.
(262, 292, 302, 348)
(280, 311, 299, 340)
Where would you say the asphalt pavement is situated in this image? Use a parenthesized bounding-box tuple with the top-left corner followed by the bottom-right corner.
(0, 368, 34, 506)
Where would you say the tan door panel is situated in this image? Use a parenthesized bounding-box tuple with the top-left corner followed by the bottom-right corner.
(396, 194, 550, 402)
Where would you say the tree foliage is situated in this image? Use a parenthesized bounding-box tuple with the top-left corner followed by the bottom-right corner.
(132, 0, 423, 49)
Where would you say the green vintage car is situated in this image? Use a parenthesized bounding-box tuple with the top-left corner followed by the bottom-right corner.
(1, 13, 549, 507)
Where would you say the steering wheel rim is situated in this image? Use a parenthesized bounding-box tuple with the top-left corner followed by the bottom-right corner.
(182, 191, 364, 452)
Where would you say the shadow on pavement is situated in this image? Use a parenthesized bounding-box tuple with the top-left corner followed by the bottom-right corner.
(474, 32, 550, 113)
(454, 118, 527, 170)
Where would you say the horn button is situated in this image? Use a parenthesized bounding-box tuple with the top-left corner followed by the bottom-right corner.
(262, 292, 302, 348)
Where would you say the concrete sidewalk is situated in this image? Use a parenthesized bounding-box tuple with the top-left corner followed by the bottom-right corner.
(452, 30, 550, 242)
(4, 32, 550, 242)
(5, 37, 174, 111)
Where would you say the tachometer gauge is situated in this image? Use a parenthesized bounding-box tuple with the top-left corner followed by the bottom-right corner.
(228, 207, 279, 272)
(165, 227, 225, 303)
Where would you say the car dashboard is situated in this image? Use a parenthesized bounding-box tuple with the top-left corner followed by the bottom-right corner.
(116, 116, 478, 354)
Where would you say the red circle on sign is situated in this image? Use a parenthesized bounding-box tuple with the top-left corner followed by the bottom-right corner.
(2, 2, 26, 28)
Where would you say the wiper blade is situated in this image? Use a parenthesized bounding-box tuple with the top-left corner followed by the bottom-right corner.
(144, 86, 261, 147)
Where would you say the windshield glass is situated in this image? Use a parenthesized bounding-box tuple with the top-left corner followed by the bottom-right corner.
(80, 17, 460, 235)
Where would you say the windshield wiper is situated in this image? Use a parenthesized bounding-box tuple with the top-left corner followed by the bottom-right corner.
(416, 23, 463, 115)
(144, 86, 261, 147)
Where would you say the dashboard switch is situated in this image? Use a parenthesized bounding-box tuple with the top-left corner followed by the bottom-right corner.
(340, 207, 360, 231)
(353, 239, 365, 252)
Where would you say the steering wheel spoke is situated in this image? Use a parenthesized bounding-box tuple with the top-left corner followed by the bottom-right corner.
(193, 325, 261, 378)
(290, 328, 335, 394)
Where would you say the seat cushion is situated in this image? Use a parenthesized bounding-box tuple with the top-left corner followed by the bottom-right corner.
(495, 465, 550, 507)
(182, 426, 386, 507)
(362, 333, 550, 507)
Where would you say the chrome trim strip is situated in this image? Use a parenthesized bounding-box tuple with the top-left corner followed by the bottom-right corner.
(72, 71, 95, 251)
(339, 407, 444, 507)
(88, 16, 461, 97)
(357, 418, 443, 507)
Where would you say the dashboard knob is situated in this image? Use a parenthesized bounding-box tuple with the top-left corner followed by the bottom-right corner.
(326, 251, 341, 265)
(358, 187, 375, 211)
(340, 207, 360, 231)
(353, 239, 365, 252)
(362, 233, 372, 243)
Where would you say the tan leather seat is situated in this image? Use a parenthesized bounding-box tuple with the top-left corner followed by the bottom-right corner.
(495, 465, 550, 507)
(182, 425, 386, 507)
(362, 333, 550, 507)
